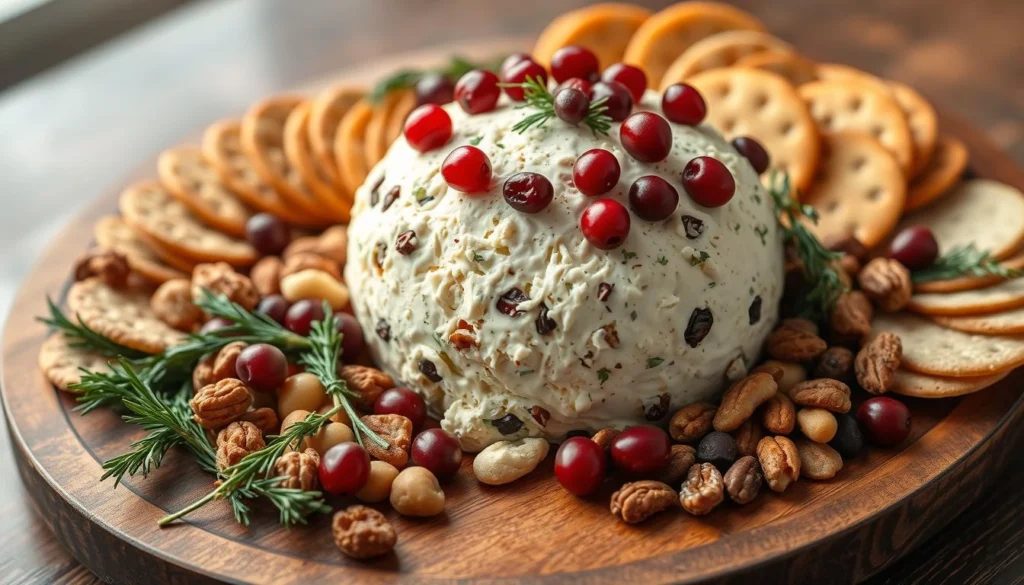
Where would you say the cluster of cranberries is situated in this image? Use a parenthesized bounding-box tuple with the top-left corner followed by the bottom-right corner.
(554, 425, 672, 495)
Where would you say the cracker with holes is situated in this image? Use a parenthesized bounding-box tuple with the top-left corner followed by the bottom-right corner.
(801, 131, 905, 248)
(799, 80, 914, 175)
(891, 369, 1008, 398)
(334, 98, 375, 196)
(38, 333, 113, 392)
(119, 181, 258, 267)
(308, 85, 364, 191)
(365, 89, 416, 167)
(896, 179, 1024, 259)
(906, 135, 969, 211)
(872, 312, 1024, 377)
(94, 216, 187, 284)
(736, 50, 818, 86)
(933, 305, 1024, 335)
(907, 277, 1024, 316)
(658, 30, 793, 89)
(686, 67, 819, 192)
(67, 278, 187, 354)
(888, 81, 938, 178)
(623, 2, 764, 87)
(157, 146, 252, 238)
(533, 3, 652, 71)
(915, 253, 1024, 294)
(283, 101, 352, 223)
(815, 63, 893, 94)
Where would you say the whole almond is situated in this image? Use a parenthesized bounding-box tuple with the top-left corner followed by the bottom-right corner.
(789, 379, 852, 413)
(761, 393, 796, 434)
(669, 402, 717, 443)
(796, 408, 838, 443)
(855, 332, 903, 395)
(796, 439, 843, 480)
(713, 373, 778, 432)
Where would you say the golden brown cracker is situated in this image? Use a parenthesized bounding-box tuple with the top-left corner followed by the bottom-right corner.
(658, 30, 793, 89)
(283, 101, 352, 222)
(905, 135, 969, 212)
(888, 81, 938, 178)
(736, 50, 817, 86)
(93, 216, 186, 284)
(334, 98, 375, 197)
(157, 146, 251, 238)
(533, 3, 652, 71)
(38, 333, 113, 392)
(67, 278, 187, 354)
(907, 277, 1024, 316)
(308, 85, 365, 189)
(365, 89, 415, 168)
(891, 368, 1008, 398)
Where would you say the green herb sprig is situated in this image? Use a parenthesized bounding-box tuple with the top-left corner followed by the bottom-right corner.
(911, 244, 1023, 283)
(370, 55, 502, 103)
(38, 298, 148, 359)
(501, 77, 611, 136)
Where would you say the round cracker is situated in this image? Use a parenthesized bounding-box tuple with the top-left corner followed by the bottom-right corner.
(905, 135, 969, 212)
(914, 253, 1024, 294)
(888, 81, 938, 179)
(334, 98, 375, 196)
(241, 96, 330, 222)
(896, 179, 1024, 260)
(799, 80, 914, 175)
(119, 181, 258, 267)
(815, 63, 892, 94)
(891, 368, 1008, 398)
(365, 89, 415, 168)
(623, 2, 765, 87)
(932, 305, 1024, 335)
(308, 85, 365, 189)
(157, 146, 252, 238)
(907, 277, 1024, 316)
(93, 216, 186, 284)
(533, 3, 652, 71)
(201, 119, 322, 228)
(657, 30, 793, 89)
(67, 278, 187, 354)
(686, 67, 819, 192)
(130, 227, 202, 273)
(283, 101, 352, 223)
(871, 312, 1024, 378)
(38, 333, 114, 392)
(801, 131, 906, 248)
(735, 50, 818, 86)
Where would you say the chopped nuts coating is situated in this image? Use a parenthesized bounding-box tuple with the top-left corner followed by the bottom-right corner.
(332, 505, 397, 559)
(610, 480, 678, 524)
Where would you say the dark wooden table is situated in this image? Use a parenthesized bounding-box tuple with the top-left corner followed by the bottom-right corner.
(0, 0, 1022, 583)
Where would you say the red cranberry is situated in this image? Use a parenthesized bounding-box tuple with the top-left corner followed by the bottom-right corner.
(454, 69, 501, 115)
(415, 73, 455, 106)
(255, 295, 290, 325)
(503, 172, 554, 213)
(442, 146, 492, 193)
(334, 312, 364, 362)
(620, 111, 672, 163)
(199, 317, 234, 335)
(628, 176, 679, 221)
(555, 77, 593, 96)
(588, 81, 633, 121)
(500, 53, 531, 77)
(550, 45, 600, 83)
(245, 213, 290, 255)
(553, 87, 590, 125)
(410, 428, 463, 480)
(502, 58, 548, 102)
(554, 436, 606, 496)
(610, 425, 671, 474)
(682, 156, 736, 208)
(888, 226, 939, 270)
(319, 443, 371, 495)
(731, 136, 771, 175)
(404, 104, 453, 153)
(602, 63, 647, 102)
(857, 396, 912, 447)
(375, 388, 427, 430)
(580, 199, 630, 250)
(661, 83, 706, 126)
(235, 343, 288, 392)
(284, 298, 325, 336)
(573, 149, 620, 196)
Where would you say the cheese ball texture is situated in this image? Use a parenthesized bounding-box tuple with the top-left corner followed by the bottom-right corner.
(345, 91, 784, 452)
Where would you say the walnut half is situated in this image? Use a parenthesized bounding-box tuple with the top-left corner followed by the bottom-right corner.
(332, 505, 397, 559)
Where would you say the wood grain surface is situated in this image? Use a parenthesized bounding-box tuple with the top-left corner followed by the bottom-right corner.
(0, 1, 1022, 584)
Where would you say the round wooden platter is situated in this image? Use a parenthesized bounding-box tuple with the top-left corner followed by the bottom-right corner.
(4, 38, 1024, 585)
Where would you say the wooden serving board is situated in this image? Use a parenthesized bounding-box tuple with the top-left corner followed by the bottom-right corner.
(4, 39, 1024, 585)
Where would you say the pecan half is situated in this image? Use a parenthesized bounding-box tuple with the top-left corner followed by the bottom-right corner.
(591, 428, 621, 451)
(332, 505, 396, 559)
(361, 414, 413, 468)
(712, 373, 778, 432)
(215, 421, 265, 471)
(858, 258, 912, 312)
(669, 402, 717, 443)
(610, 480, 678, 524)
(855, 332, 903, 395)
(191, 262, 260, 311)
(655, 444, 697, 486)
(239, 407, 280, 435)
(813, 347, 854, 381)
(789, 379, 852, 413)
(679, 462, 724, 516)
(732, 419, 764, 457)
(756, 436, 801, 492)
(74, 249, 130, 289)
(339, 365, 395, 409)
(723, 455, 762, 504)
(212, 341, 247, 381)
(190, 378, 252, 429)
(829, 290, 873, 338)
(151, 279, 204, 332)
(764, 321, 827, 362)
(761, 393, 796, 434)
(274, 448, 321, 491)
(796, 439, 843, 480)
(249, 256, 283, 296)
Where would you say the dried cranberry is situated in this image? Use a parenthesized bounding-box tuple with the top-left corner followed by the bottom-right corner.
(375, 319, 392, 341)
(418, 359, 442, 382)
(382, 186, 399, 211)
(530, 406, 550, 427)
(644, 393, 670, 421)
(684, 307, 713, 347)
(749, 296, 762, 324)
(395, 230, 417, 255)
(491, 413, 524, 435)
(496, 288, 530, 317)
(370, 174, 385, 206)
(535, 303, 557, 334)
(597, 282, 614, 301)
(681, 215, 705, 239)
(503, 172, 554, 213)
(731, 136, 771, 175)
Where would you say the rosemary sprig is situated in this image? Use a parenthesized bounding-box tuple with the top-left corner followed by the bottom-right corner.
(370, 55, 502, 102)
(768, 171, 847, 318)
(501, 76, 611, 136)
(38, 297, 148, 359)
(911, 244, 1023, 283)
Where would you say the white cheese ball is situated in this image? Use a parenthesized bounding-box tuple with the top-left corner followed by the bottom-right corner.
(345, 91, 784, 451)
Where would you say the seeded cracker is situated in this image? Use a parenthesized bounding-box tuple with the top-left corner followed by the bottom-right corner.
(38, 333, 112, 391)
(67, 277, 187, 354)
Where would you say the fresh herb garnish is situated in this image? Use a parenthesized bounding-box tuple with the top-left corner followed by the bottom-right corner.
(38, 298, 148, 359)
(468, 136, 483, 146)
(501, 77, 612, 136)
(621, 249, 637, 262)
(597, 367, 611, 385)
(689, 251, 710, 267)
(911, 244, 1023, 283)
(646, 357, 664, 369)
(656, 256, 668, 265)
